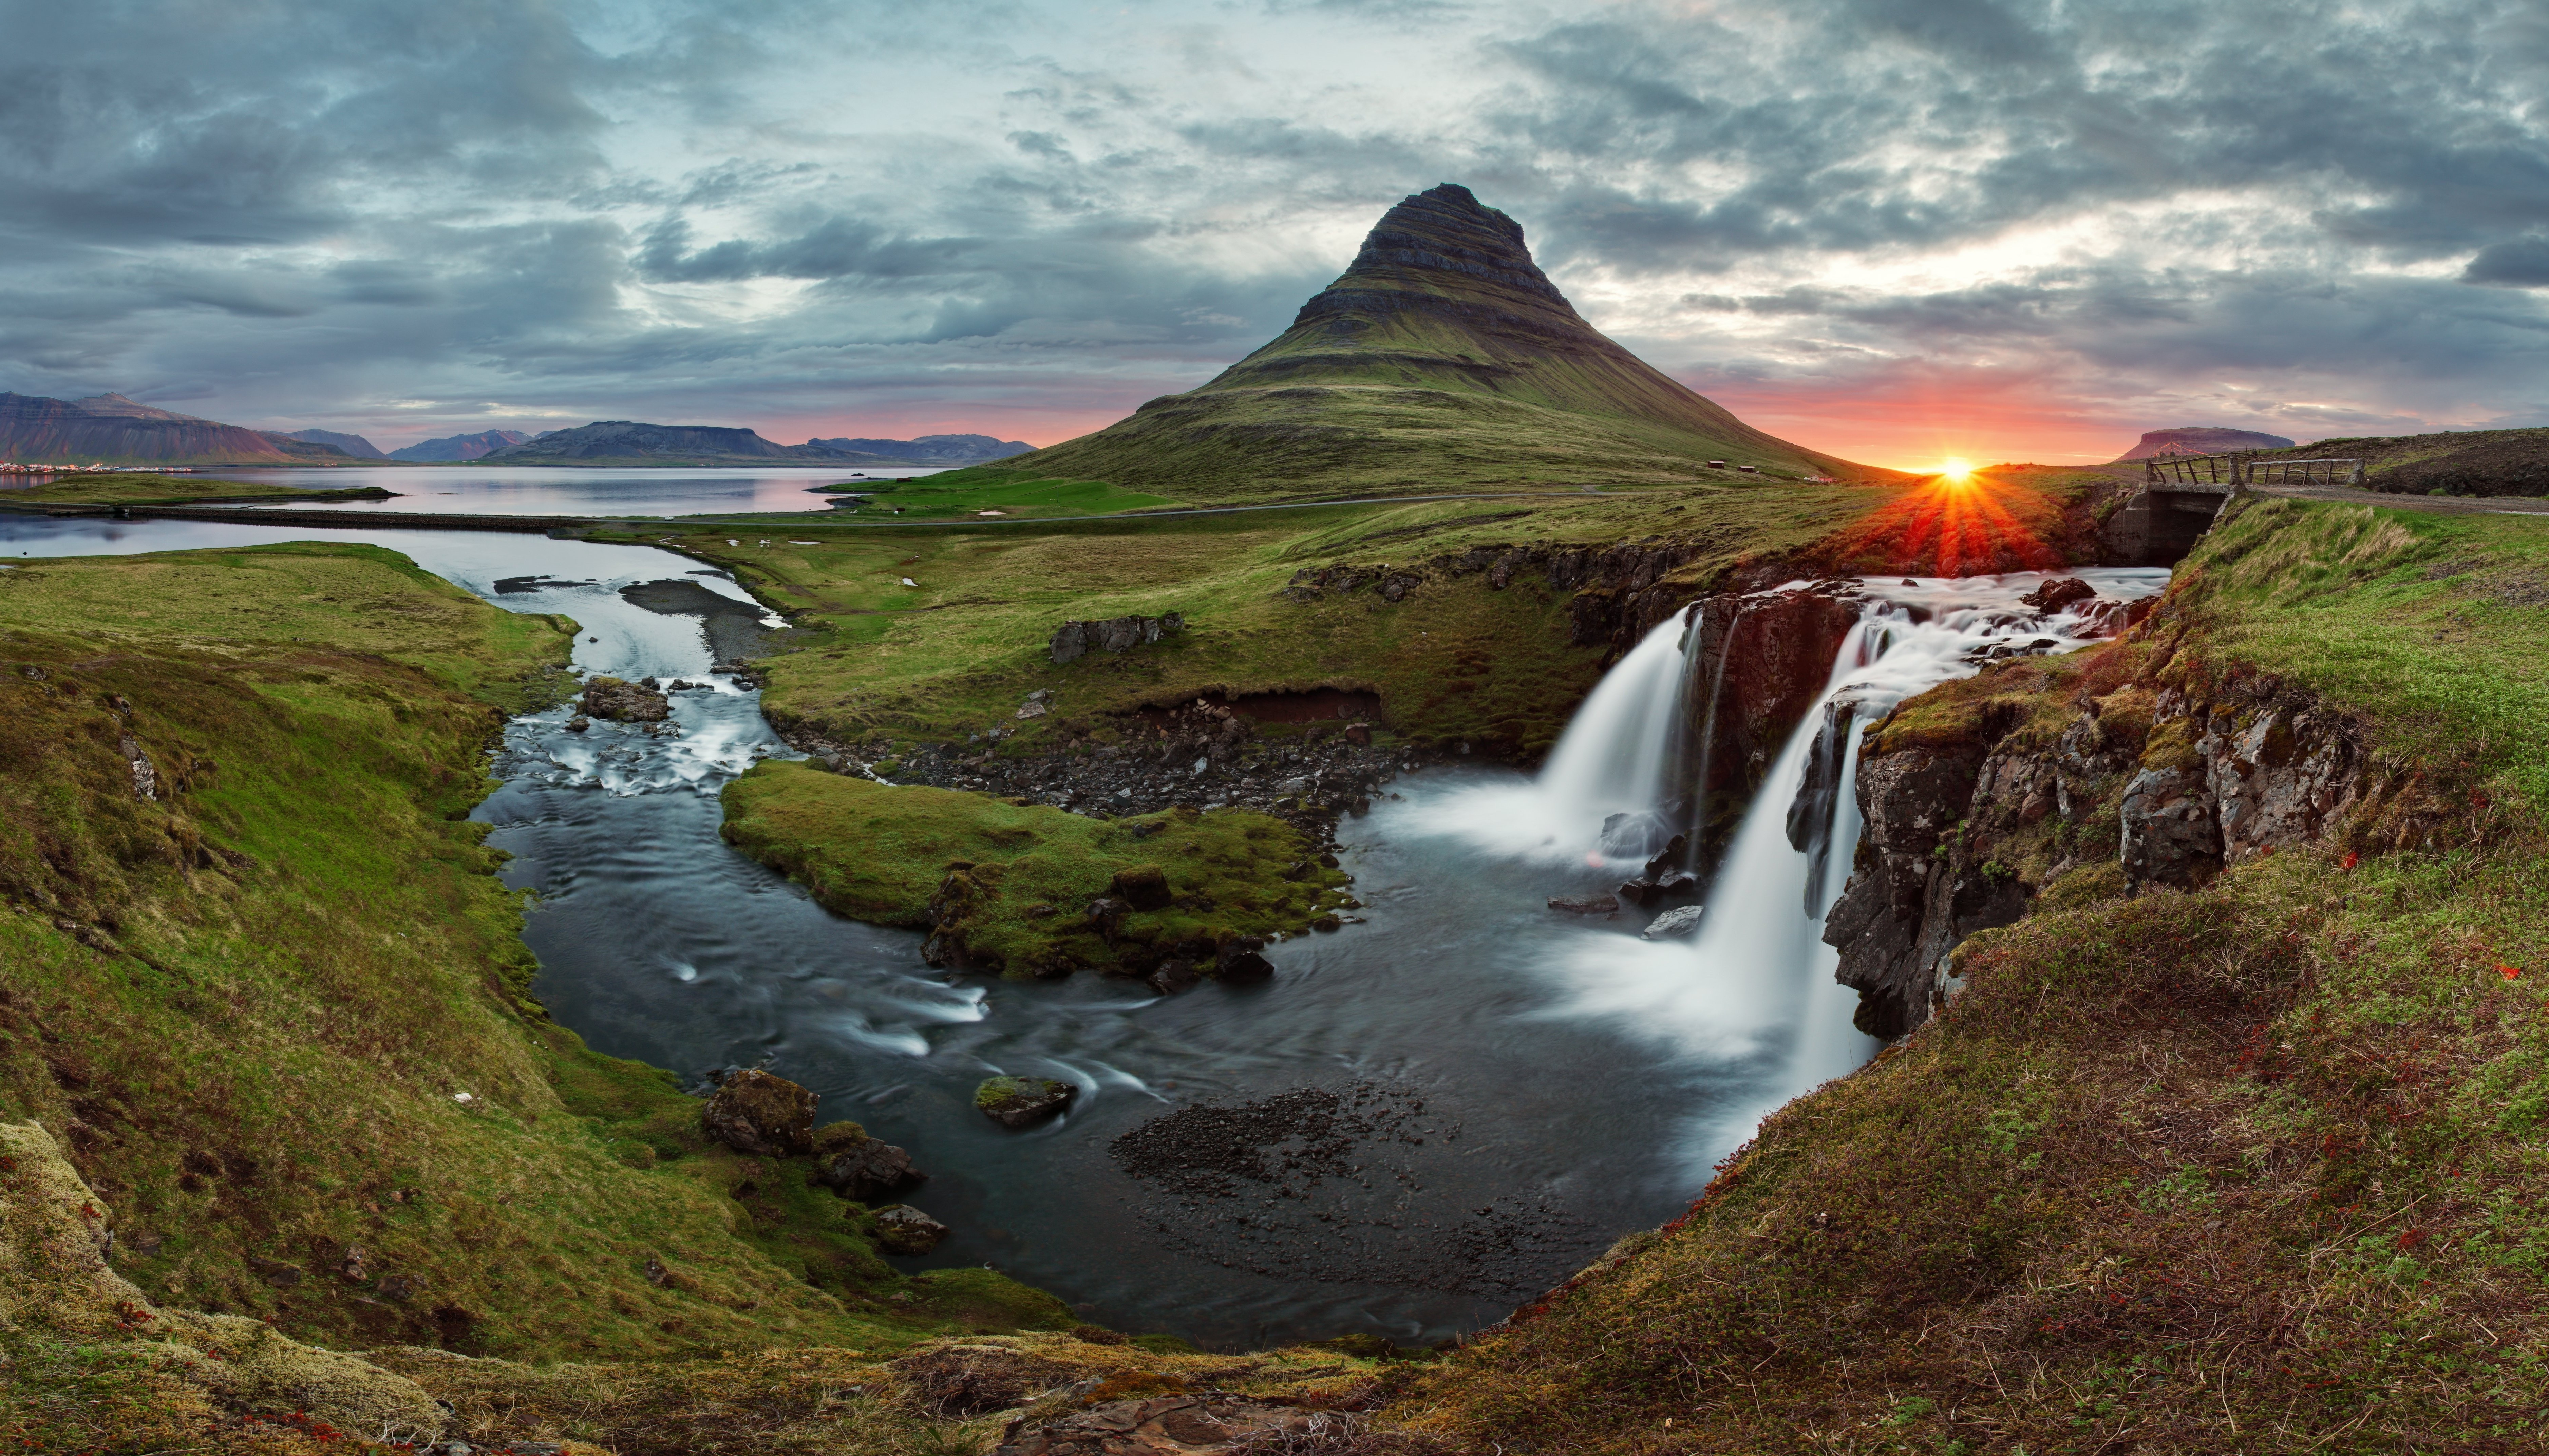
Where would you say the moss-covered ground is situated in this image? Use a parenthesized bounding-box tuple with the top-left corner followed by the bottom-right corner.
(723, 768, 1350, 976)
(0, 471, 391, 506)
(822, 472, 1184, 520)
(1391, 496, 2549, 1453)
(0, 542, 1130, 1452)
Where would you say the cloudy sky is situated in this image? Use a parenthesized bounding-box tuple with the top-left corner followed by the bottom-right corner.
(5, 0, 2547, 468)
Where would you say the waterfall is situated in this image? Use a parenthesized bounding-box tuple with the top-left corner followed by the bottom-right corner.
(1515, 568, 2172, 1175)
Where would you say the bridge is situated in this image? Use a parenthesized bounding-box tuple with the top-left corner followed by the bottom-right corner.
(2108, 452, 2367, 564)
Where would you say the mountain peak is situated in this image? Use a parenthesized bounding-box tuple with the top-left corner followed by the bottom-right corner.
(988, 183, 1879, 501)
(1303, 182, 1579, 327)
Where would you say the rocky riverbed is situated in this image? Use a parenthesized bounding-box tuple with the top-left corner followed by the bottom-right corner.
(777, 698, 1460, 847)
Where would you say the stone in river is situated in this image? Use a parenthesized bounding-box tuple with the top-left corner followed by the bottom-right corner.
(1548, 893, 1620, 915)
(871, 1204, 950, 1255)
(975, 1076, 1077, 1128)
(810, 1122, 924, 1201)
(1211, 938, 1274, 984)
(1642, 904, 1707, 940)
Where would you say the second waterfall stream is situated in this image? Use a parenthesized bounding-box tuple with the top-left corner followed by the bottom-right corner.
(1412, 568, 2170, 1170)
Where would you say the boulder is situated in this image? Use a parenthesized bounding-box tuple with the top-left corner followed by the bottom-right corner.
(976, 1076, 1077, 1128)
(1147, 959, 1203, 995)
(1211, 938, 1274, 984)
(1110, 865, 1174, 911)
(702, 1069, 818, 1157)
(1642, 904, 1707, 940)
(579, 676, 671, 722)
(2018, 576, 2098, 613)
(811, 1122, 924, 1201)
(871, 1204, 950, 1255)
(1615, 876, 1665, 908)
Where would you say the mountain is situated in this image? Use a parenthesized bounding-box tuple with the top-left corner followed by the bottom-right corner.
(0, 392, 304, 464)
(282, 427, 386, 459)
(388, 428, 532, 461)
(985, 184, 1878, 503)
(482, 420, 829, 465)
(2114, 426, 2296, 460)
(802, 433, 1034, 464)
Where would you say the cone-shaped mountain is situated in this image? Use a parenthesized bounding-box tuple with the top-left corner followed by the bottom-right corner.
(1003, 184, 1876, 501)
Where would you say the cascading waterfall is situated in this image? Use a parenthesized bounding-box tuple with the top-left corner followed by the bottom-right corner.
(1507, 569, 2171, 1176)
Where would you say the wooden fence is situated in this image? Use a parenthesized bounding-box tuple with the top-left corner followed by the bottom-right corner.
(2144, 453, 2365, 487)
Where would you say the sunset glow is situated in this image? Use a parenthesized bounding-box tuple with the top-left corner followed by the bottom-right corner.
(1937, 457, 1975, 482)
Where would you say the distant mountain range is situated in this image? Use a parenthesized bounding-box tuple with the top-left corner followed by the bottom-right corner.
(482, 422, 1034, 466)
(389, 429, 531, 461)
(0, 392, 369, 465)
(2114, 427, 2296, 461)
(283, 427, 386, 459)
(993, 183, 1877, 502)
(804, 434, 1033, 464)
(0, 396, 1036, 469)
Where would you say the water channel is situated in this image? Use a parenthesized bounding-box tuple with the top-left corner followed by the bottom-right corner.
(0, 509, 2165, 1348)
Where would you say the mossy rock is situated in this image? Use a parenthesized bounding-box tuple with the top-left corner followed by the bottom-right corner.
(975, 1076, 1076, 1128)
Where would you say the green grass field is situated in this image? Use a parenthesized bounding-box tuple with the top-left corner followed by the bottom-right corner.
(0, 472, 391, 506)
(611, 480, 1909, 761)
(815, 472, 1185, 520)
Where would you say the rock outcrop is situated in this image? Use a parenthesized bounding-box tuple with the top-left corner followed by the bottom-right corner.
(1823, 657, 2374, 1038)
(1049, 613, 1184, 664)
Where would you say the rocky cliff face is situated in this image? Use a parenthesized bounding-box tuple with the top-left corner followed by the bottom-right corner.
(1822, 642, 2379, 1039)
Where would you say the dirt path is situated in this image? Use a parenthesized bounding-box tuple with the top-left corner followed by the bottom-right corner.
(2250, 482, 2549, 515)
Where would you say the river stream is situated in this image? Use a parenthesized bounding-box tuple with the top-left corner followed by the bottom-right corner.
(0, 513, 2163, 1348)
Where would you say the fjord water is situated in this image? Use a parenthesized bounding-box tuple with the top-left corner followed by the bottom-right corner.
(0, 512, 2161, 1347)
(214, 463, 943, 516)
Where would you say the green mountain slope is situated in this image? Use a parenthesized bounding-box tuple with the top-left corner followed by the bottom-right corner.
(983, 184, 1885, 503)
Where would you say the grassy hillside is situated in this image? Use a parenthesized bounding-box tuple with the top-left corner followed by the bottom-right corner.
(0, 543, 1111, 1449)
(2248, 427, 2549, 498)
(1394, 498, 2549, 1453)
(980, 185, 1895, 505)
(615, 484, 1877, 758)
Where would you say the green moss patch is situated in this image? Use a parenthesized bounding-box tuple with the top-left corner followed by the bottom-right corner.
(721, 763, 1347, 977)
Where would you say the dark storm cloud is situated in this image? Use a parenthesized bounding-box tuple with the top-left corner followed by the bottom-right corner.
(0, 0, 2542, 453)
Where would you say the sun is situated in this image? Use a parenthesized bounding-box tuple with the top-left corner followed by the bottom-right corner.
(1937, 457, 1975, 483)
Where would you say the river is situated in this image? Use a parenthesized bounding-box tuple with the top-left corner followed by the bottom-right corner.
(0, 509, 2163, 1348)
